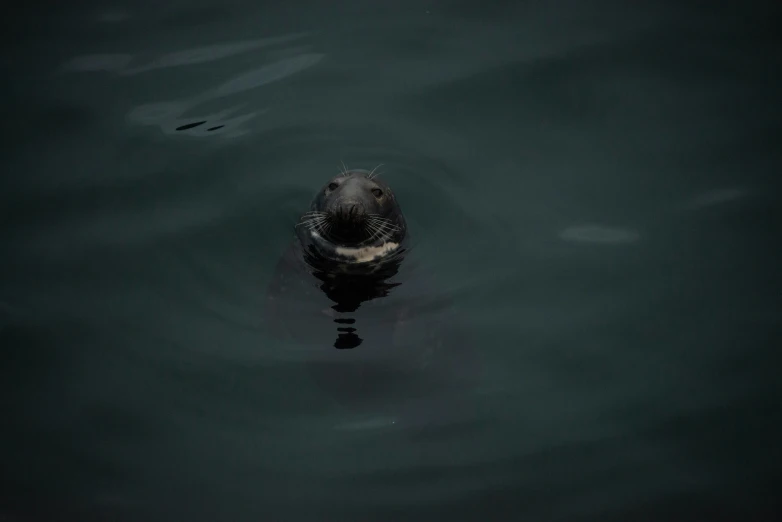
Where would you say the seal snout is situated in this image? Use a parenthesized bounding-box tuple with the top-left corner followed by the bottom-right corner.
(301, 169, 406, 248)
(330, 199, 368, 224)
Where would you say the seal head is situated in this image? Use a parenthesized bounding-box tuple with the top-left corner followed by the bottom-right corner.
(295, 169, 408, 271)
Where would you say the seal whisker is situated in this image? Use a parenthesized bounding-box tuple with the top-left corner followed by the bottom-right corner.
(298, 217, 326, 225)
(298, 216, 328, 230)
(361, 222, 373, 240)
(366, 224, 396, 237)
(367, 214, 398, 224)
(370, 224, 396, 238)
(366, 219, 383, 235)
(365, 222, 386, 243)
(367, 217, 400, 232)
(340, 160, 350, 177)
(297, 215, 327, 227)
(366, 219, 397, 242)
(376, 218, 400, 229)
(368, 163, 384, 180)
(316, 218, 331, 236)
(368, 215, 398, 225)
(367, 217, 395, 229)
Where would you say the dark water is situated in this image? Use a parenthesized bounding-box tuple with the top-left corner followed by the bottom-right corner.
(2, 1, 781, 520)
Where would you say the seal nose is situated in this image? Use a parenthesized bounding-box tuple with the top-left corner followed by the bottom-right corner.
(332, 198, 367, 223)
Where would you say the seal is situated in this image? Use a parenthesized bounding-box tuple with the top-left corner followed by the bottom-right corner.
(295, 167, 409, 274)
(264, 166, 481, 434)
(265, 167, 414, 348)
(268, 167, 412, 349)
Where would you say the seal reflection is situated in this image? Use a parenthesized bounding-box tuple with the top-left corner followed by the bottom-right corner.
(303, 247, 403, 349)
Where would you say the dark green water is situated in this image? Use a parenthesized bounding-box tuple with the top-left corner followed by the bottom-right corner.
(2, 1, 781, 521)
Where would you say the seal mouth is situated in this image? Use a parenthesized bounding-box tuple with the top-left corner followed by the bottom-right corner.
(326, 202, 369, 243)
(297, 209, 401, 249)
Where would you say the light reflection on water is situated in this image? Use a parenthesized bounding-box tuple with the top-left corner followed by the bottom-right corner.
(61, 34, 322, 138)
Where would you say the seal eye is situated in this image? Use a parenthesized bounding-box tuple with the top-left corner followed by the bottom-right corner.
(371, 188, 383, 198)
(327, 182, 339, 191)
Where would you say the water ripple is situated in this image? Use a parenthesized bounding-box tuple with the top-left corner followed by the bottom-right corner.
(61, 54, 134, 73)
(126, 53, 324, 137)
(120, 34, 308, 75)
(60, 34, 321, 138)
(211, 53, 325, 97)
(688, 187, 748, 209)
(60, 33, 308, 76)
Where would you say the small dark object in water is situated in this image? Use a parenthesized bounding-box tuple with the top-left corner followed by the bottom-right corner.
(175, 120, 206, 131)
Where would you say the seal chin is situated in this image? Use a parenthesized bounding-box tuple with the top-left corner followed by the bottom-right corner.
(333, 241, 401, 263)
(302, 228, 405, 270)
(325, 209, 368, 244)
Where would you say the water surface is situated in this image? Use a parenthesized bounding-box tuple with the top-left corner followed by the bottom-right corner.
(2, 1, 780, 521)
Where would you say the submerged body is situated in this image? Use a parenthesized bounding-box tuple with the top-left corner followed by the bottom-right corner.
(265, 168, 480, 431)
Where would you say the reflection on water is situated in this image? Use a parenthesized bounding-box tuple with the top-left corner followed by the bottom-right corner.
(126, 51, 323, 137)
(120, 34, 308, 75)
(305, 251, 405, 349)
(60, 33, 308, 74)
(265, 238, 409, 350)
(62, 34, 322, 139)
(123, 51, 324, 137)
(687, 187, 748, 209)
(211, 53, 324, 97)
